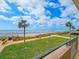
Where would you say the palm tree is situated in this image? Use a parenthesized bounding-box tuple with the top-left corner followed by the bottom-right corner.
(18, 20, 29, 43)
(65, 21, 75, 38)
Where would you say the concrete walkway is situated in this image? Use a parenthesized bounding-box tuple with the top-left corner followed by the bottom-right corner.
(44, 45, 71, 59)
(0, 35, 70, 53)
(74, 39, 79, 59)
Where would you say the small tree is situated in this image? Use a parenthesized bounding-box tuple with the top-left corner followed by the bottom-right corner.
(18, 20, 29, 43)
(65, 21, 75, 38)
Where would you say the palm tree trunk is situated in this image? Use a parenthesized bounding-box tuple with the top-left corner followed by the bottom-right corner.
(70, 27, 72, 39)
(24, 26, 26, 43)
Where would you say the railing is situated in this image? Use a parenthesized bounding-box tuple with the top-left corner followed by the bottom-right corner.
(33, 36, 78, 59)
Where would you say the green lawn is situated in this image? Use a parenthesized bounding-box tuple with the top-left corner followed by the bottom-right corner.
(0, 37, 68, 59)
(58, 33, 75, 37)
(57, 32, 76, 38)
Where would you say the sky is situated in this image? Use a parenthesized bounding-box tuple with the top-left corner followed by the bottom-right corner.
(0, 0, 79, 32)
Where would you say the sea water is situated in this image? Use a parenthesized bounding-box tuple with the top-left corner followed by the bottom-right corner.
(0, 30, 52, 37)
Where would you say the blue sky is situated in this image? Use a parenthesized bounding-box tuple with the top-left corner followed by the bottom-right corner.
(0, 0, 79, 32)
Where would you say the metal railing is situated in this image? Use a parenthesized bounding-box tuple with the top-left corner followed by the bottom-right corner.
(33, 36, 78, 59)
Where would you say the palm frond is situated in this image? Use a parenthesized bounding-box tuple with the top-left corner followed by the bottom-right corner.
(65, 21, 75, 29)
(18, 22, 23, 28)
(18, 20, 29, 28)
(66, 21, 72, 28)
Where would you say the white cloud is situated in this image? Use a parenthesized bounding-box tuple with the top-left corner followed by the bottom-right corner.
(1, 0, 79, 30)
(5, 0, 60, 16)
(21, 16, 36, 24)
(48, 2, 60, 8)
(17, 7, 29, 15)
(59, 0, 73, 7)
(61, 4, 79, 17)
(0, 0, 61, 22)
(0, 15, 20, 25)
(7, 0, 52, 18)
(0, 0, 11, 12)
(50, 17, 70, 26)
(46, 10, 52, 15)
(0, 0, 48, 17)
(10, 16, 37, 25)
(8, 0, 47, 11)
(60, 0, 79, 25)
(48, 17, 79, 29)
(0, 0, 49, 25)
(0, 15, 9, 20)
(1, 14, 79, 30)
(72, 13, 79, 19)
(30, 6, 45, 16)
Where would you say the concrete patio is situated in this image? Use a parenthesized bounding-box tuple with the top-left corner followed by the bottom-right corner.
(74, 39, 79, 59)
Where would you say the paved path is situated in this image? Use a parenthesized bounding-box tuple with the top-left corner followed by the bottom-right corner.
(0, 35, 70, 53)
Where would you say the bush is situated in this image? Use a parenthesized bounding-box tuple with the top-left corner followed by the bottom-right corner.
(0, 37, 8, 41)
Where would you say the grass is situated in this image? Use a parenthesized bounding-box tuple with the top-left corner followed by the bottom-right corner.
(57, 30, 79, 38)
(59, 33, 75, 37)
(57, 32, 76, 38)
(0, 37, 68, 59)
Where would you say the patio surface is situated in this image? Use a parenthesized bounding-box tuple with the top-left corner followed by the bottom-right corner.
(74, 39, 79, 59)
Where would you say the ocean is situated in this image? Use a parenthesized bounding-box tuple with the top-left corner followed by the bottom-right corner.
(0, 30, 53, 37)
